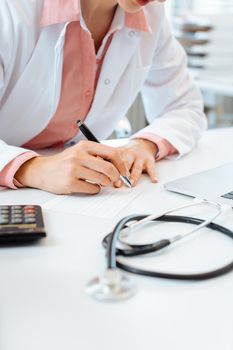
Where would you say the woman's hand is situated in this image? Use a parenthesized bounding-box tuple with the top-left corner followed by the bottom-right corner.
(114, 139, 158, 188)
(15, 141, 130, 195)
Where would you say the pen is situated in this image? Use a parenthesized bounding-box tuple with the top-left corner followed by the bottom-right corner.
(77, 120, 132, 188)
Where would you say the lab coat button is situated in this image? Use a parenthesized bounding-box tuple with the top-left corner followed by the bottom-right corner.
(104, 78, 110, 85)
(129, 30, 135, 37)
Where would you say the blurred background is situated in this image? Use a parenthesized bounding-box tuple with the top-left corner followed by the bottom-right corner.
(114, 0, 233, 138)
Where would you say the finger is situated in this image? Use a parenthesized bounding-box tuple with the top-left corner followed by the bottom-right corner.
(81, 141, 130, 178)
(130, 159, 144, 187)
(146, 159, 158, 183)
(78, 167, 111, 187)
(70, 179, 101, 194)
(114, 179, 123, 188)
(81, 156, 120, 183)
(117, 148, 135, 170)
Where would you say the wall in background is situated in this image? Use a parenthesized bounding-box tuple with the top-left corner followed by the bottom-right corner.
(168, 0, 233, 15)
(125, 1, 233, 136)
(169, 0, 233, 128)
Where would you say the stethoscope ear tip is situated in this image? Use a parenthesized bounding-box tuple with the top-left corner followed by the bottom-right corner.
(85, 268, 136, 302)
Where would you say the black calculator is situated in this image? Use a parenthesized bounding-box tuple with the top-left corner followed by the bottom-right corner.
(0, 205, 46, 244)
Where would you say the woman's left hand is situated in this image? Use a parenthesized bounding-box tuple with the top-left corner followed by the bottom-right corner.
(115, 139, 159, 188)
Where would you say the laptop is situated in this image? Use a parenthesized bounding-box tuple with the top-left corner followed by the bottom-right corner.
(164, 162, 233, 207)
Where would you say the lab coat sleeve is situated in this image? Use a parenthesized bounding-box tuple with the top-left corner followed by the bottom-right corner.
(137, 14, 207, 157)
(0, 139, 36, 172)
(0, 59, 3, 91)
(0, 3, 36, 173)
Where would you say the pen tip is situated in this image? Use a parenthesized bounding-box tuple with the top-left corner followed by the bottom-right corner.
(125, 177, 132, 188)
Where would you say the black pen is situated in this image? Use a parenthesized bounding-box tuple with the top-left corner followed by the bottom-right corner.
(77, 120, 132, 188)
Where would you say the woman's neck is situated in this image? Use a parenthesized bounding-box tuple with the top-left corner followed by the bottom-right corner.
(80, 0, 118, 21)
(80, 0, 118, 53)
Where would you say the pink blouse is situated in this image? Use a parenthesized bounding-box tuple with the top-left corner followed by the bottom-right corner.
(0, 1, 176, 189)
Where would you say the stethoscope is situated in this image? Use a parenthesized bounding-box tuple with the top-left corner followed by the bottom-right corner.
(86, 199, 233, 302)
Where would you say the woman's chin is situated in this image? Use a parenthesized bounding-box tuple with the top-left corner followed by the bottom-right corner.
(136, 0, 151, 6)
(118, 0, 145, 13)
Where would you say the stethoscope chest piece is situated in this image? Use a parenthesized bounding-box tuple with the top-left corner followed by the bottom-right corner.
(85, 268, 136, 302)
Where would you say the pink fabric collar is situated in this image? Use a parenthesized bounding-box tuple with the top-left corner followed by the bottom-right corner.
(40, 0, 151, 32)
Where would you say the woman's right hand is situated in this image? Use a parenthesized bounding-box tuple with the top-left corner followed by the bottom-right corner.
(15, 141, 130, 195)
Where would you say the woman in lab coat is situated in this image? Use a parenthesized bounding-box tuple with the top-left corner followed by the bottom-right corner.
(0, 0, 206, 194)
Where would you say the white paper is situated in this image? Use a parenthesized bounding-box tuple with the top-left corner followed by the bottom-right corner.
(43, 186, 143, 219)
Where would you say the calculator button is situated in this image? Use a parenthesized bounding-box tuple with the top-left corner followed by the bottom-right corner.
(25, 218, 36, 223)
(24, 209, 35, 214)
(0, 213, 9, 216)
(0, 206, 9, 210)
(12, 214, 23, 219)
(24, 213, 35, 218)
(12, 206, 23, 210)
(0, 215, 9, 220)
(0, 218, 9, 224)
(24, 206, 35, 209)
(11, 219, 23, 224)
(11, 209, 22, 214)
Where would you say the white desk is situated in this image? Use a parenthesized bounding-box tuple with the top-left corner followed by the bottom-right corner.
(0, 127, 233, 350)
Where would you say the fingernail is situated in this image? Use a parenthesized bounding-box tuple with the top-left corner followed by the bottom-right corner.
(131, 180, 137, 187)
(115, 180, 122, 187)
(130, 178, 134, 185)
(153, 177, 158, 183)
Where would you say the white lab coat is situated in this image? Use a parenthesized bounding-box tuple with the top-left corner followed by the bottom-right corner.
(0, 0, 207, 171)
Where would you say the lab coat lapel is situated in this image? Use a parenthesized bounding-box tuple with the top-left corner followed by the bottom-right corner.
(87, 28, 141, 123)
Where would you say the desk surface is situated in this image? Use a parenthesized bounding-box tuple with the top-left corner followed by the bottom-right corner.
(0, 127, 233, 350)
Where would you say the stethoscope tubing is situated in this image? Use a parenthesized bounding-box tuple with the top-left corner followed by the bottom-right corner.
(103, 214, 233, 280)
(125, 199, 222, 233)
